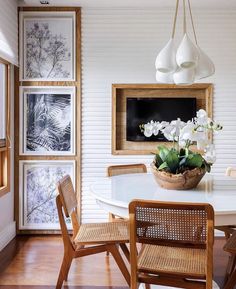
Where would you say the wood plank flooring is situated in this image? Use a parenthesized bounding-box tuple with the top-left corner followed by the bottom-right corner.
(0, 236, 232, 288)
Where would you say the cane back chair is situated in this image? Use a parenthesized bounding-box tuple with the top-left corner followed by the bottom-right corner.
(129, 199, 215, 289)
(215, 167, 236, 239)
(56, 175, 130, 289)
(223, 231, 236, 289)
(107, 164, 147, 221)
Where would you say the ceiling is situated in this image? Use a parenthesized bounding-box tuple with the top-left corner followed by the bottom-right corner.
(19, 0, 236, 9)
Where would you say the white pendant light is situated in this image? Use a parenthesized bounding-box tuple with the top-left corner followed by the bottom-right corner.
(156, 70, 174, 84)
(155, 0, 179, 74)
(154, 0, 215, 85)
(176, 33, 199, 69)
(155, 38, 176, 73)
(173, 67, 195, 85)
(187, 0, 215, 79)
(195, 46, 215, 79)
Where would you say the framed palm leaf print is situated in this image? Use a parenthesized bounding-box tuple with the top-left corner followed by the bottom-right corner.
(19, 160, 75, 230)
(19, 86, 75, 155)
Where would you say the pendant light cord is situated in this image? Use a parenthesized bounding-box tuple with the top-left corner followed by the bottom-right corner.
(171, 0, 179, 38)
(188, 0, 198, 45)
(183, 0, 186, 34)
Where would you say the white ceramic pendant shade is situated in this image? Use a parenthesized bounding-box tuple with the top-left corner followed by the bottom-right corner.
(154, 0, 215, 85)
(195, 46, 215, 79)
(176, 33, 199, 69)
(155, 38, 177, 73)
(156, 70, 174, 84)
(173, 67, 195, 85)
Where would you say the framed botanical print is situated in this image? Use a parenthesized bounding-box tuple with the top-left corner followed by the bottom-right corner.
(19, 86, 76, 155)
(19, 160, 75, 230)
(19, 11, 76, 81)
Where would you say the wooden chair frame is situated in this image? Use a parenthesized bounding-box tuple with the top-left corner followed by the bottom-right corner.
(107, 163, 147, 222)
(215, 167, 236, 239)
(223, 231, 236, 289)
(129, 199, 214, 289)
(56, 176, 130, 289)
(107, 163, 147, 177)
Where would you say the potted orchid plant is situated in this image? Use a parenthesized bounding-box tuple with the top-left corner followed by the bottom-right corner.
(140, 109, 222, 190)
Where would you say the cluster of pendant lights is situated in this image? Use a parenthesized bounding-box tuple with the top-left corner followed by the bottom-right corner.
(155, 0, 215, 85)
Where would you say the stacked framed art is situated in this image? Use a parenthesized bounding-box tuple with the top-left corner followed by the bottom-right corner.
(15, 7, 81, 233)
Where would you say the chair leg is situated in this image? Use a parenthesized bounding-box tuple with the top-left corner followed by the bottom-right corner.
(108, 244, 130, 286)
(56, 254, 73, 289)
(224, 269, 236, 289)
(120, 243, 130, 262)
(224, 254, 236, 287)
(64, 256, 73, 281)
(145, 284, 151, 289)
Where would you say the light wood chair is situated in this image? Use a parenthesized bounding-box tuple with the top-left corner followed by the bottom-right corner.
(223, 231, 236, 289)
(56, 175, 130, 289)
(107, 163, 147, 177)
(107, 163, 147, 222)
(215, 167, 236, 239)
(129, 199, 215, 289)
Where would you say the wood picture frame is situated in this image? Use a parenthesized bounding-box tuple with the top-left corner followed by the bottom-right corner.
(19, 11, 76, 81)
(19, 86, 76, 156)
(19, 160, 75, 230)
(15, 7, 81, 234)
(112, 83, 213, 155)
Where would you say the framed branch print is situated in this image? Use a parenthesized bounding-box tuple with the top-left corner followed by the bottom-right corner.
(19, 86, 75, 156)
(19, 11, 76, 81)
(19, 160, 75, 230)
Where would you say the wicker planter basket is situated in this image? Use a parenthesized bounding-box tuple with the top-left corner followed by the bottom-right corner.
(150, 162, 206, 190)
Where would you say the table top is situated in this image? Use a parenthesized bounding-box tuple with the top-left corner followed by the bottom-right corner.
(90, 173, 236, 224)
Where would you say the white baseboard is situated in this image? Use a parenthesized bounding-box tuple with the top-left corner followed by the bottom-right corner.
(0, 221, 16, 251)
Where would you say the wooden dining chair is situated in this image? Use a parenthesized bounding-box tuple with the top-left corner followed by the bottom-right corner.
(215, 167, 236, 239)
(107, 163, 147, 222)
(56, 175, 130, 289)
(107, 163, 147, 177)
(223, 231, 236, 289)
(129, 199, 215, 289)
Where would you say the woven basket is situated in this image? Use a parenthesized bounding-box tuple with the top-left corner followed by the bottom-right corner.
(150, 162, 206, 190)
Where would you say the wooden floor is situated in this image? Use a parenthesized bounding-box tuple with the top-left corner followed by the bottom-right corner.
(0, 236, 232, 289)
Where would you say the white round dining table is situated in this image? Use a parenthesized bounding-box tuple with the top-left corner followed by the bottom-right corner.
(90, 173, 236, 226)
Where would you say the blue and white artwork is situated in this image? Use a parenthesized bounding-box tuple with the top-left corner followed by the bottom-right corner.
(20, 12, 75, 81)
(20, 86, 75, 156)
(20, 161, 75, 229)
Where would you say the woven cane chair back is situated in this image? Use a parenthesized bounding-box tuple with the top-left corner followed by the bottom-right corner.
(107, 164, 147, 177)
(57, 175, 77, 217)
(130, 200, 214, 248)
(56, 175, 80, 237)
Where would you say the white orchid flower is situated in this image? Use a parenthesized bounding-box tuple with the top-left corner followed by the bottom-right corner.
(179, 122, 209, 149)
(161, 118, 186, 141)
(195, 109, 208, 126)
(143, 122, 154, 137)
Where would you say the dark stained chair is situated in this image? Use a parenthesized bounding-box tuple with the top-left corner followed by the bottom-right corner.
(223, 231, 236, 289)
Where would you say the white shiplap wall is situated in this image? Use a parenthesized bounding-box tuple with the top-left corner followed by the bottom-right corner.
(81, 8, 236, 223)
(0, 0, 18, 65)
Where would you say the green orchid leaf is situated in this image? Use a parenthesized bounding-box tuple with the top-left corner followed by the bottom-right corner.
(158, 146, 170, 162)
(165, 150, 179, 173)
(202, 159, 212, 173)
(155, 154, 163, 167)
(186, 154, 203, 168)
(158, 162, 169, 171)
